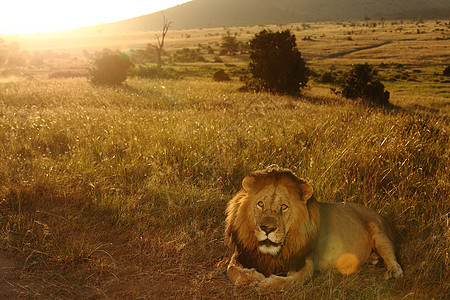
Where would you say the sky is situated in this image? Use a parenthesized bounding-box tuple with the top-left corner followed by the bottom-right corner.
(0, 0, 191, 35)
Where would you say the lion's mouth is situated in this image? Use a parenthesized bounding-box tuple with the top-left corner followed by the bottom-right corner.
(258, 239, 280, 247)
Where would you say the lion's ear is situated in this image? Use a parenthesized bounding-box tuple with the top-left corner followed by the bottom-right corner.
(299, 182, 313, 204)
(242, 176, 256, 192)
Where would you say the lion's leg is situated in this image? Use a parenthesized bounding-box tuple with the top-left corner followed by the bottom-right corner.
(367, 222, 403, 279)
(368, 252, 380, 265)
(227, 251, 265, 286)
(258, 257, 314, 290)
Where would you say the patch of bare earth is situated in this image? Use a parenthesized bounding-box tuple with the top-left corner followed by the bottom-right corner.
(87, 232, 237, 299)
(0, 231, 240, 299)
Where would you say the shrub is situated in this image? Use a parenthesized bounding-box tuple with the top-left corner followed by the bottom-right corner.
(129, 48, 156, 64)
(213, 69, 231, 82)
(173, 48, 205, 63)
(319, 71, 336, 83)
(443, 66, 450, 77)
(130, 65, 178, 79)
(220, 35, 240, 55)
(206, 46, 214, 54)
(213, 56, 223, 63)
(243, 29, 308, 95)
(89, 52, 133, 85)
(341, 63, 390, 106)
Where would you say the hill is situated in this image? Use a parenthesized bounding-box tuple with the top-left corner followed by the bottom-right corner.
(86, 0, 450, 33)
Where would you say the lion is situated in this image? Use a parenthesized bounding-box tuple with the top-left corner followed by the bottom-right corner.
(225, 166, 403, 290)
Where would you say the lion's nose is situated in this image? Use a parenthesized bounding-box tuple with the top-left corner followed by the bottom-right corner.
(260, 225, 276, 234)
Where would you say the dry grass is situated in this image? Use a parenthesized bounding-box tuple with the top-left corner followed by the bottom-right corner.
(0, 77, 448, 298)
(0, 19, 449, 299)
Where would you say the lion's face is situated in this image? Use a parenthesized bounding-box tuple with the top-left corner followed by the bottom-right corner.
(251, 184, 295, 255)
(225, 167, 318, 276)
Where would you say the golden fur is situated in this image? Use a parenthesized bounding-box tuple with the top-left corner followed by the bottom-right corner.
(225, 166, 403, 290)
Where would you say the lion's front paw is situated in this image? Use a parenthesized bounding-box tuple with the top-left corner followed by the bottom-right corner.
(238, 267, 266, 285)
(228, 265, 265, 286)
(258, 275, 288, 291)
(384, 262, 403, 279)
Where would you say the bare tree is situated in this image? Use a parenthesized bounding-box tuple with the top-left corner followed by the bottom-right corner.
(155, 12, 171, 67)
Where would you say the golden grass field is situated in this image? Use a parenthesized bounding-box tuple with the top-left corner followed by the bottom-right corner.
(0, 20, 449, 298)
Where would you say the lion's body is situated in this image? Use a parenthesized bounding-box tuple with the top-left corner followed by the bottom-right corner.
(314, 202, 395, 274)
(225, 167, 403, 290)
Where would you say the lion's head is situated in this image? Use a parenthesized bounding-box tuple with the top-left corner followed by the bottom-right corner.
(225, 166, 320, 276)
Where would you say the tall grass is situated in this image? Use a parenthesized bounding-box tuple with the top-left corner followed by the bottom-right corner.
(0, 77, 448, 298)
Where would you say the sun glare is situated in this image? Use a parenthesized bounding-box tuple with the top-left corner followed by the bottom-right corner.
(0, 0, 191, 35)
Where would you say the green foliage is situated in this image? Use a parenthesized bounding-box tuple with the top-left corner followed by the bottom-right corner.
(212, 69, 231, 82)
(130, 65, 178, 79)
(318, 71, 338, 84)
(173, 48, 205, 63)
(213, 56, 223, 63)
(443, 66, 450, 77)
(244, 29, 308, 95)
(220, 35, 240, 55)
(89, 52, 133, 85)
(341, 63, 390, 106)
(129, 48, 156, 64)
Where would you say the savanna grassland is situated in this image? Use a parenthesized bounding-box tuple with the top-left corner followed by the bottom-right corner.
(0, 20, 449, 299)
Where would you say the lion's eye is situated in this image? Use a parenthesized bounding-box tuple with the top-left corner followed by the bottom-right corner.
(281, 204, 288, 211)
(257, 201, 264, 208)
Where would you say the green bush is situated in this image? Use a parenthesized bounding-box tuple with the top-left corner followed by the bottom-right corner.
(129, 48, 157, 64)
(319, 71, 337, 83)
(212, 69, 231, 82)
(89, 52, 133, 85)
(443, 66, 450, 77)
(243, 29, 308, 95)
(341, 63, 390, 106)
(173, 48, 205, 63)
(220, 35, 240, 55)
(130, 65, 178, 79)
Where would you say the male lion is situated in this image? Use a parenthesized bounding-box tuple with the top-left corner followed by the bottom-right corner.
(225, 166, 403, 290)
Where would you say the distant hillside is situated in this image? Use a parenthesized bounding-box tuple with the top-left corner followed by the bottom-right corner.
(85, 0, 450, 33)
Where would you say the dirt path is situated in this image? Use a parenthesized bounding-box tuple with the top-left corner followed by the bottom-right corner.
(0, 251, 14, 299)
(327, 41, 393, 58)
